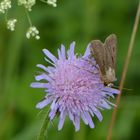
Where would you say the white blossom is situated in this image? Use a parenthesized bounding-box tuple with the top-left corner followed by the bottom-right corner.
(0, 0, 58, 39)
(47, 0, 57, 7)
(7, 19, 17, 31)
(0, 0, 11, 13)
(18, 0, 36, 11)
(26, 26, 40, 40)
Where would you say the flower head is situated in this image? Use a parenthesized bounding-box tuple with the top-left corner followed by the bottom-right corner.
(18, 0, 36, 11)
(7, 19, 17, 31)
(31, 42, 120, 131)
(47, 0, 57, 7)
(0, 0, 11, 13)
(26, 26, 40, 40)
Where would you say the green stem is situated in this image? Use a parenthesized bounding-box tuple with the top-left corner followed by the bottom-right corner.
(25, 9, 32, 27)
(4, 10, 8, 22)
(37, 113, 50, 140)
(40, 0, 48, 4)
(106, 1, 140, 140)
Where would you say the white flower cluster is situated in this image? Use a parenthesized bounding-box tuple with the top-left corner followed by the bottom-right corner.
(0, 0, 58, 40)
(18, 0, 36, 11)
(47, 0, 57, 7)
(7, 19, 17, 31)
(26, 26, 40, 40)
(0, 0, 11, 13)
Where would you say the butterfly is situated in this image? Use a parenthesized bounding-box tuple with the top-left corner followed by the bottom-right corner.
(90, 34, 117, 85)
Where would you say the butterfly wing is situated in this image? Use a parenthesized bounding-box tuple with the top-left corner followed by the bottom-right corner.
(90, 34, 117, 84)
(104, 34, 117, 70)
(90, 40, 106, 76)
(103, 34, 117, 83)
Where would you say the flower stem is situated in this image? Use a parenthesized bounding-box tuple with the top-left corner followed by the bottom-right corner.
(25, 9, 32, 27)
(40, 0, 48, 4)
(37, 113, 50, 140)
(106, 1, 140, 140)
(4, 10, 8, 22)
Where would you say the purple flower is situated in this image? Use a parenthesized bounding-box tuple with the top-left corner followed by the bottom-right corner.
(31, 42, 120, 131)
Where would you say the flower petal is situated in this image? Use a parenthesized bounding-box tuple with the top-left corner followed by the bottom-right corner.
(43, 49, 57, 63)
(44, 57, 55, 66)
(35, 73, 53, 82)
(67, 42, 75, 59)
(81, 112, 88, 125)
(36, 99, 51, 109)
(84, 112, 94, 128)
(49, 109, 57, 120)
(100, 100, 111, 109)
(57, 49, 61, 60)
(74, 116, 80, 131)
(61, 44, 66, 59)
(37, 64, 55, 73)
(30, 82, 50, 88)
(92, 107, 103, 122)
(102, 87, 120, 94)
(83, 44, 91, 57)
(100, 91, 115, 98)
(58, 111, 66, 130)
(49, 102, 59, 120)
(37, 64, 48, 72)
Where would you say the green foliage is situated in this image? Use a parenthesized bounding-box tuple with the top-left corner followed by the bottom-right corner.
(0, 0, 140, 139)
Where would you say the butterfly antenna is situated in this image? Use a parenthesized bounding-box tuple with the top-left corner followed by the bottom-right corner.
(112, 85, 133, 91)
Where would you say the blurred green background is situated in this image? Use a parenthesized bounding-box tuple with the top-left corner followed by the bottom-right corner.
(0, 0, 140, 140)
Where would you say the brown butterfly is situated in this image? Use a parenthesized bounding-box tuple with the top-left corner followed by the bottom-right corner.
(90, 34, 117, 85)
